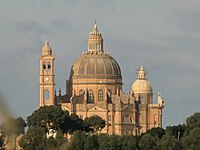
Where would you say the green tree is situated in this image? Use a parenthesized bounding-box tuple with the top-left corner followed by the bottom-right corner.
(98, 134, 122, 150)
(166, 124, 186, 139)
(139, 133, 158, 150)
(83, 115, 106, 133)
(83, 134, 98, 150)
(19, 127, 46, 150)
(66, 114, 85, 133)
(120, 135, 137, 150)
(158, 133, 183, 150)
(68, 131, 86, 150)
(27, 106, 70, 133)
(182, 127, 200, 150)
(186, 112, 200, 130)
(19, 127, 67, 150)
(98, 134, 110, 150)
(145, 127, 165, 140)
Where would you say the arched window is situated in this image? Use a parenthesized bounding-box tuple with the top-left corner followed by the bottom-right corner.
(88, 90, 94, 103)
(47, 62, 51, 69)
(98, 89, 103, 102)
(44, 89, 49, 100)
(43, 63, 46, 69)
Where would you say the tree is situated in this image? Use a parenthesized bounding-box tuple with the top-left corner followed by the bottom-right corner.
(27, 106, 70, 133)
(166, 124, 186, 139)
(182, 127, 200, 150)
(66, 114, 85, 134)
(68, 131, 86, 150)
(0, 134, 6, 150)
(19, 127, 67, 150)
(145, 127, 165, 140)
(186, 112, 200, 130)
(119, 135, 137, 150)
(83, 115, 106, 133)
(139, 133, 158, 150)
(158, 133, 183, 150)
(83, 134, 98, 150)
(0, 117, 26, 149)
(19, 127, 46, 150)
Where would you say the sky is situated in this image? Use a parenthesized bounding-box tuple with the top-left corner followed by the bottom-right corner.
(0, 0, 200, 127)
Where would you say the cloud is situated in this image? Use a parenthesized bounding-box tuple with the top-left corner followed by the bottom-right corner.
(176, 0, 200, 32)
(50, 19, 75, 32)
(176, 0, 200, 16)
(3, 20, 52, 35)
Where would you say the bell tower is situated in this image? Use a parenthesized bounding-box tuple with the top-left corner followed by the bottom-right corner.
(39, 41, 55, 107)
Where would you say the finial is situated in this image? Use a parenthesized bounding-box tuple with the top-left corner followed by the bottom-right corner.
(140, 66, 144, 71)
(45, 40, 49, 46)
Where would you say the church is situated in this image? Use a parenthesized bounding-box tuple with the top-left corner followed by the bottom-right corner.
(39, 23, 164, 135)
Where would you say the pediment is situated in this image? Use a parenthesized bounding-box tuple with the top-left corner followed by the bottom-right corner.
(88, 105, 107, 112)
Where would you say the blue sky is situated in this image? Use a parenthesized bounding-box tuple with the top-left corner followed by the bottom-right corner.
(0, 0, 200, 127)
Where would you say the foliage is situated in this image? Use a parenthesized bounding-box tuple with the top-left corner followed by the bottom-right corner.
(68, 131, 87, 150)
(19, 127, 67, 150)
(19, 127, 46, 150)
(0, 134, 6, 150)
(166, 124, 186, 139)
(182, 127, 200, 150)
(139, 133, 158, 150)
(158, 133, 183, 150)
(186, 112, 200, 130)
(19, 107, 200, 149)
(27, 106, 69, 133)
(119, 135, 137, 150)
(66, 114, 85, 134)
(0, 117, 26, 137)
(83, 115, 106, 133)
(145, 127, 165, 140)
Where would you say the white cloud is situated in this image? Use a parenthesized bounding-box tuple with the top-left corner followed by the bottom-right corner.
(176, 0, 200, 15)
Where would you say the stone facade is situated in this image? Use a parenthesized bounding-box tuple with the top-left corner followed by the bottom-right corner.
(39, 23, 164, 135)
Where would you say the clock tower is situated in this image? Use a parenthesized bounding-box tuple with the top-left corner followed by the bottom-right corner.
(39, 41, 55, 106)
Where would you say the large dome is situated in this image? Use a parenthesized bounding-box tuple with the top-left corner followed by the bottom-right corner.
(70, 23, 122, 79)
(70, 51, 122, 79)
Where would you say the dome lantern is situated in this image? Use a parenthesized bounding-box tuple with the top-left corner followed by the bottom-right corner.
(42, 40, 52, 56)
(88, 22, 104, 52)
(138, 66, 147, 80)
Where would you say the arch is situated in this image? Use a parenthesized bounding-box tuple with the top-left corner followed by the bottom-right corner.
(47, 62, 51, 69)
(43, 63, 46, 69)
(98, 89, 103, 102)
(88, 90, 94, 103)
(44, 89, 49, 100)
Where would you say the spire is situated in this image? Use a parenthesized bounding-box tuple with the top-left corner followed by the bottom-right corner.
(88, 21, 104, 52)
(42, 40, 52, 56)
(137, 66, 147, 80)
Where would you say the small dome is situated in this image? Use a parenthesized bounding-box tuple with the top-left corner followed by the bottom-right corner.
(70, 51, 121, 79)
(131, 66, 152, 94)
(42, 41, 52, 56)
(131, 80, 152, 94)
